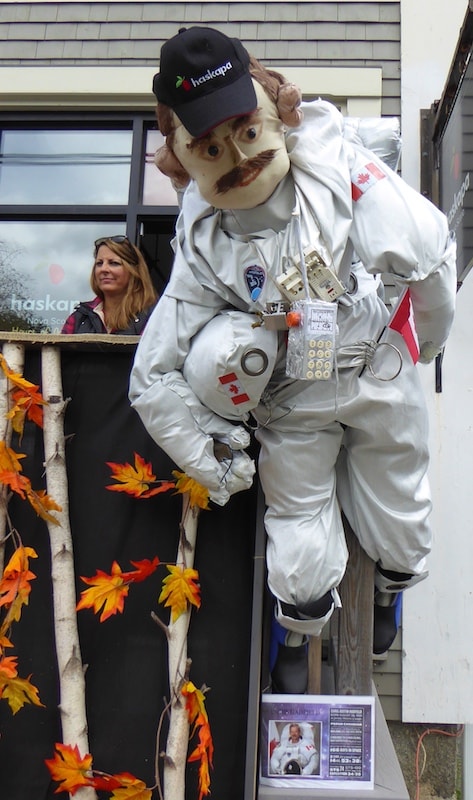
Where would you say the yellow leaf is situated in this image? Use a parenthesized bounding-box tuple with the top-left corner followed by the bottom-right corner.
(158, 565, 201, 622)
(0, 659, 44, 714)
(109, 775, 153, 799)
(182, 680, 209, 727)
(77, 561, 130, 622)
(172, 471, 210, 510)
(0, 354, 41, 394)
(25, 487, 62, 524)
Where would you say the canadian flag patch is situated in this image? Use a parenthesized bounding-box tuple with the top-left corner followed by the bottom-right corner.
(351, 161, 386, 201)
(218, 372, 250, 406)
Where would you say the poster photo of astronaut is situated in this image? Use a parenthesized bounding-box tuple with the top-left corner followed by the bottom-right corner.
(259, 694, 374, 790)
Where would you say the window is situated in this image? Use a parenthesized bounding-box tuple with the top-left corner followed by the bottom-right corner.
(0, 112, 178, 333)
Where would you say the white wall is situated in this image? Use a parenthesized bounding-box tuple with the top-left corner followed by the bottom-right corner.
(400, 0, 472, 722)
(400, 0, 466, 191)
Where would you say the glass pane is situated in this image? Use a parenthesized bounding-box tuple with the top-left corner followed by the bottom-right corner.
(0, 130, 133, 205)
(142, 129, 179, 206)
(0, 221, 126, 332)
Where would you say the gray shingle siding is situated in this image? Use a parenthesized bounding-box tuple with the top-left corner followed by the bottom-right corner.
(0, 2, 401, 115)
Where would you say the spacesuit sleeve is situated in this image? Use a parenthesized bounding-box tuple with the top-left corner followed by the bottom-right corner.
(348, 145, 457, 356)
(270, 745, 284, 774)
(129, 292, 254, 500)
(302, 746, 320, 775)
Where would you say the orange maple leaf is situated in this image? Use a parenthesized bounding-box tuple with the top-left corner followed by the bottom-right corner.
(0, 441, 30, 498)
(77, 561, 130, 622)
(0, 654, 18, 679)
(158, 565, 201, 622)
(89, 772, 128, 792)
(0, 468, 31, 498)
(45, 743, 94, 795)
(0, 634, 14, 652)
(106, 453, 175, 499)
(120, 557, 160, 583)
(0, 441, 26, 473)
(188, 722, 214, 800)
(25, 487, 62, 525)
(7, 386, 46, 434)
(182, 681, 213, 799)
(0, 546, 37, 616)
(172, 470, 210, 510)
(77, 558, 159, 622)
(187, 721, 214, 798)
(0, 355, 47, 436)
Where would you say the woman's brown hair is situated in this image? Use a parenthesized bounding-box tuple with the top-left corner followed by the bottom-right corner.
(91, 238, 157, 332)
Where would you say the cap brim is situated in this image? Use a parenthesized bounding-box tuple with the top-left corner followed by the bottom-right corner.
(173, 72, 258, 138)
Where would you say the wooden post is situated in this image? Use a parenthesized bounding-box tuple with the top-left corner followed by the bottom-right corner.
(331, 515, 374, 696)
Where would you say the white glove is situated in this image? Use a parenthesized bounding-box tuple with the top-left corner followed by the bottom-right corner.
(208, 435, 256, 506)
(419, 341, 442, 364)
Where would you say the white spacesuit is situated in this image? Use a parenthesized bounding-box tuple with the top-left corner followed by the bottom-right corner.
(270, 723, 319, 776)
(129, 27, 457, 673)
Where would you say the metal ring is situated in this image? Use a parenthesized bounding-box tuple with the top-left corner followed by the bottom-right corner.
(241, 348, 269, 376)
(368, 342, 403, 381)
(346, 271, 359, 295)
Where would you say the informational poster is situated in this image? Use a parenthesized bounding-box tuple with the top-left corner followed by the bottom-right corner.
(259, 694, 375, 790)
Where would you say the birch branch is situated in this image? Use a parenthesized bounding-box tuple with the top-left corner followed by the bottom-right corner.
(0, 343, 25, 576)
(163, 494, 200, 800)
(41, 344, 97, 800)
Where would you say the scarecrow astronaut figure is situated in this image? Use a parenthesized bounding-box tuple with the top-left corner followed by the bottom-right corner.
(130, 27, 457, 692)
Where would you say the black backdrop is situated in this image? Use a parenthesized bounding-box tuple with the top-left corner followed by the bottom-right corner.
(0, 346, 259, 800)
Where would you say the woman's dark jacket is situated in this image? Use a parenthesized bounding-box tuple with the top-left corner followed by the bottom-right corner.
(61, 298, 156, 335)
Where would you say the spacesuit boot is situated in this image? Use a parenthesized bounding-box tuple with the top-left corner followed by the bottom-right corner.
(270, 619, 309, 694)
(270, 591, 334, 693)
(373, 566, 417, 655)
(373, 591, 402, 655)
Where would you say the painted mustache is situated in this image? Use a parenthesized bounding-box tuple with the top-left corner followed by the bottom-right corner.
(215, 149, 277, 194)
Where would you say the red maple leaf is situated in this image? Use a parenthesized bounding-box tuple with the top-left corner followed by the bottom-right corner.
(356, 171, 370, 185)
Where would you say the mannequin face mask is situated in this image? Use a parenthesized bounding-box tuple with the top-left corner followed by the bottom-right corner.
(171, 81, 290, 210)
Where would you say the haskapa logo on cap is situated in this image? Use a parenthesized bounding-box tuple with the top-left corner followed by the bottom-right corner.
(244, 265, 266, 303)
(176, 62, 234, 93)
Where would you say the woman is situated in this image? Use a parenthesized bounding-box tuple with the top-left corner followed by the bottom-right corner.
(62, 235, 157, 334)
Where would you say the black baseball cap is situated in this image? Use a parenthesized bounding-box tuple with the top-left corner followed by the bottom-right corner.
(153, 26, 258, 138)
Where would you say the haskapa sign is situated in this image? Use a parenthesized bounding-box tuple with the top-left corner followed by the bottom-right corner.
(437, 30, 473, 283)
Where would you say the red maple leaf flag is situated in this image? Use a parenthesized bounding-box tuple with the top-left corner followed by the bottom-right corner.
(388, 288, 420, 364)
(351, 161, 386, 200)
(218, 372, 250, 406)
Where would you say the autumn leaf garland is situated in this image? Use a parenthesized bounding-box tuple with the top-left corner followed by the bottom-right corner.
(0, 352, 214, 799)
